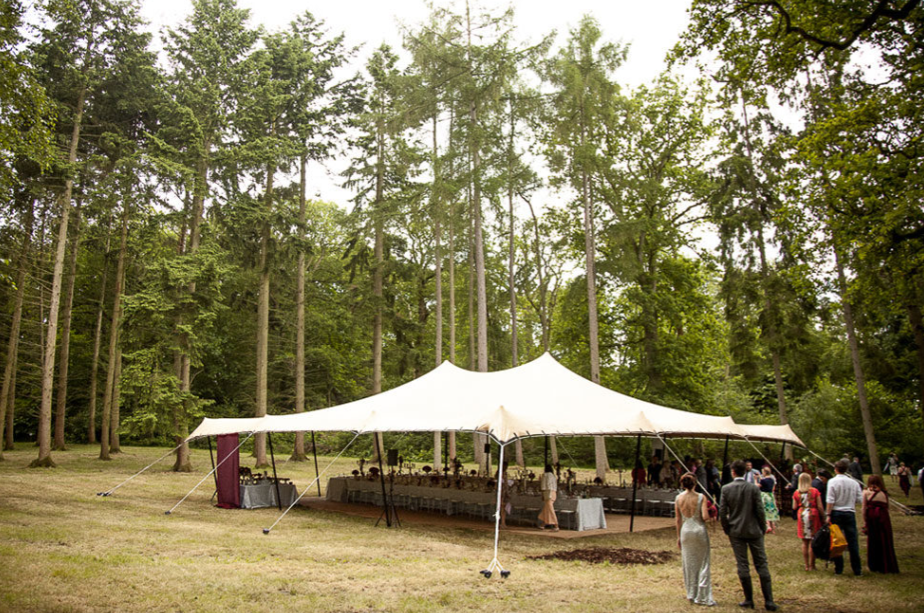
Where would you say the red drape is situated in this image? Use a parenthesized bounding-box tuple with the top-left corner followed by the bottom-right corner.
(215, 434, 240, 509)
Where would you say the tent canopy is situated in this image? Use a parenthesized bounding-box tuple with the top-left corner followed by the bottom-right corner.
(188, 353, 803, 447)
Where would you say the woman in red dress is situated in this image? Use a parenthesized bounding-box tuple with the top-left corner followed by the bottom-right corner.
(862, 474, 899, 573)
(792, 472, 825, 570)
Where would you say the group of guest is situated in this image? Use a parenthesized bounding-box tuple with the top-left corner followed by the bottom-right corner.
(674, 457, 902, 609)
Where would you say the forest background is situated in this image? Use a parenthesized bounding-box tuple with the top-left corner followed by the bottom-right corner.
(1, 0, 922, 475)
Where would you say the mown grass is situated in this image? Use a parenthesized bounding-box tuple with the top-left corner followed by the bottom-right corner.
(0, 444, 921, 612)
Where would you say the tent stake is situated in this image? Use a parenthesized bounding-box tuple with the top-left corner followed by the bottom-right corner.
(311, 432, 321, 496)
(268, 432, 283, 511)
(629, 434, 641, 533)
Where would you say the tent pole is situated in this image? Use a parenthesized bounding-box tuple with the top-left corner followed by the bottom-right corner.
(479, 442, 509, 578)
(207, 436, 218, 496)
(374, 433, 391, 527)
(722, 436, 730, 473)
(779, 442, 786, 465)
(629, 434, 641, 533)
(311, 432, 321, 496)
(268, 432, 283, 511)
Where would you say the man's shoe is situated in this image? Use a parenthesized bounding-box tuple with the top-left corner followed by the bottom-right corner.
(759, 575, 777, 611)
(739, 576, 755, 608)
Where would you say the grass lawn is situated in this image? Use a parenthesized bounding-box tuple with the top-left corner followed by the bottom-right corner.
(0, 444, 921, 612)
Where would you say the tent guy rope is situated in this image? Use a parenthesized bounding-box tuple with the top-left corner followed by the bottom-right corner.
(165, 433, 253, 516)
(262, 431, 363, 534)
(97, 440, 185, 497)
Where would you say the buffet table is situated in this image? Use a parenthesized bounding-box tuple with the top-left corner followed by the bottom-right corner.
(327, 477, 606, 531)
(240, 481, 298, 509)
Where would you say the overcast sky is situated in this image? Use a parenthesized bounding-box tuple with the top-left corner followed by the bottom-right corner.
(139, 0, 694, 206)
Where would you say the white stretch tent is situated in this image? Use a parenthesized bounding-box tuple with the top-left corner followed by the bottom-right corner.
(185, 352, 805, 578)
(188, 353, 798, 445)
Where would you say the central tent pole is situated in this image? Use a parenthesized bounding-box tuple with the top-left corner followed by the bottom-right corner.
(629, 434, 642, 533)
(268, 432, 283, 511)
(722, 435, 730, 477)
(374, 432, 391, 527)
(311, 431, 321, 496)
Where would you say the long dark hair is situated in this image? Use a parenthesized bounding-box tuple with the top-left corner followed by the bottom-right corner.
(680, 473, 697, 491)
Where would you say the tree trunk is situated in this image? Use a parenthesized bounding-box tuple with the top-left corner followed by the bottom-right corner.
(835, 247, 880, 475)
(432, 115, 443, 469)
(99, 206, 128, 461)
(254, 160, 274, 469)
(907, 301, 924, 444)
(506, 113, 524, 467)
(291, 153, 309, 462)
(371, 112, 386, 463)
(4, 369, 15, 452)
(447, 111, 457, 461)
(87, 218, 112, 444)
(580, 116, 608, 480)
(33, 80, 88, 468)
(109, 345, 122, 453)
(740, 95, 791, 460)
(53, 201, 81, 451)
(0, 198, 34, 459)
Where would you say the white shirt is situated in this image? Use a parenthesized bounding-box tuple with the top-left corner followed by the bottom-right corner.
(540, 472, 557, 492)
(826, 473, 863, 513)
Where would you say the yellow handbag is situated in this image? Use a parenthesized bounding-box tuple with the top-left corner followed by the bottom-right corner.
(829, 523, 848, 558)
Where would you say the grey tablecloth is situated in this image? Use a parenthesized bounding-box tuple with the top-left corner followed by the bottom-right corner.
(240, 482, 298, 509)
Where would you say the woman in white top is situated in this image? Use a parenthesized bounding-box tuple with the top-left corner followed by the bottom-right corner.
(538, 464, 559, 531)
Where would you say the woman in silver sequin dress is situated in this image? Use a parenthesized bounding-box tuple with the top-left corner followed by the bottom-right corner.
(675, 473, 716, 606)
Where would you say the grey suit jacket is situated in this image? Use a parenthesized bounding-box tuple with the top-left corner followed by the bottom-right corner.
(720, 478, 767, 540)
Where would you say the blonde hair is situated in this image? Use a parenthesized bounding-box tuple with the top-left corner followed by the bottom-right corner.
(762, 465, 772, 476)
(798, 472, 812, 493)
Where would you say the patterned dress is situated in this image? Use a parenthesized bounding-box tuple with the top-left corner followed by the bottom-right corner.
(760, 476, 780, 522)
(677, 492, 715, 606)
(792, 487, 823, 540)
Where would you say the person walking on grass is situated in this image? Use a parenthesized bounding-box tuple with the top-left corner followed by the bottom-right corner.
(826, 459, 864, 577)
(847, 456, 864, 483)
(720, 460, 778, 611)
(676, 473, 716, 607)
(537, 464, 559, 531)
(759, 466, 780, 534)
(897, 463, 911, 499)
(792, 472, 825, 571)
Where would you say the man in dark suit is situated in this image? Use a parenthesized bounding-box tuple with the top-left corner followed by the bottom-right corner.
(720, 459, 778, 611)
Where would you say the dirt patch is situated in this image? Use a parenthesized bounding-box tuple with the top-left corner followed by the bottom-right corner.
(526, 546, 675, 565)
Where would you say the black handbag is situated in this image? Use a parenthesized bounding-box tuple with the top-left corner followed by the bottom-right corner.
(811, 524, 832, 561)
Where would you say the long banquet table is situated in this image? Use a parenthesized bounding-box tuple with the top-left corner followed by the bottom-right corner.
(326, 477, 606, 531)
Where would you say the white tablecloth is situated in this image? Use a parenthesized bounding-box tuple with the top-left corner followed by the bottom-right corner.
(240, 482, 298, 509)
(326, 477, 606, 531)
